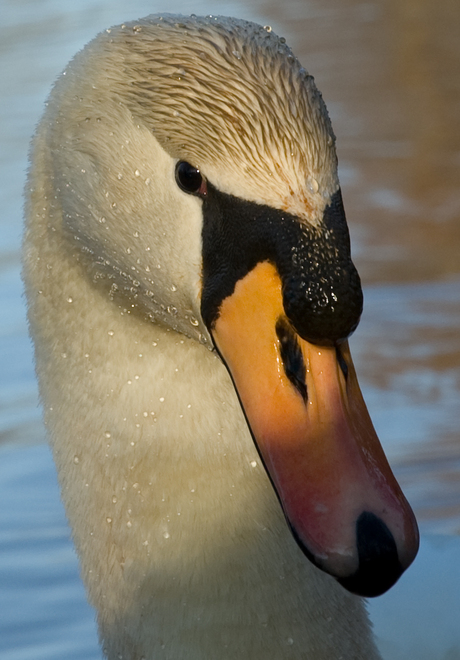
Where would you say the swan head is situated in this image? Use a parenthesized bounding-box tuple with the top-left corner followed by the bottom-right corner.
(43, 14, 419, 597)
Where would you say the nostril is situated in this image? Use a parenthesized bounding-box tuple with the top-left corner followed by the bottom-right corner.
(335, 345, 348, 380)
(276, 318, 308, 402)
(337, 512, 403, 598)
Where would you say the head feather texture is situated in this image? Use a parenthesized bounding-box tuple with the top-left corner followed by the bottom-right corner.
(106, 15, 338, 224)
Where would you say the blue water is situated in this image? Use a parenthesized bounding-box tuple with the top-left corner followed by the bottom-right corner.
(1, 0, 459, 658)
(0, 444, 100, 660)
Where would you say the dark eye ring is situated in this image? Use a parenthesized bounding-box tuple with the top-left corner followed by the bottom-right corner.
(175, 161, 207, 196)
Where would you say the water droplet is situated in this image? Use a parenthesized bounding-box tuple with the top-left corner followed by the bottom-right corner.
(126, 521, 132, 528)
(112, 496, 117, 504)
(105, 432, 111, 439)
(134, 169, 140, 177)
(108, 330, 114, 336)
(287, 637, 294, 646)
(67, 296, 73, 303)
(190, 317, 199, 327)
(264, 25, 272, 32)
(173, 109, 181, 117)
(306, 176, 319, 194)
(172, 68, 186, 80)
(159, 397, 165, 403)
(232, 50, 242, 59)
(73, 456, 80, 464)
(163, 531, 170, 539)
(106, 517, 112, 524)
(250, 460, 257, 468)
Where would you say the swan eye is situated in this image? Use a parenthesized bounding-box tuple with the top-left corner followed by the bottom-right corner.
(175, 161, 207, 196)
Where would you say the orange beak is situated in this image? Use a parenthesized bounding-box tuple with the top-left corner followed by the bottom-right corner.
(211, 261, 419, 596)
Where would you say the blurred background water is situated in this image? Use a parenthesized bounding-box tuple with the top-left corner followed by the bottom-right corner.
(1, 0, 459, 658)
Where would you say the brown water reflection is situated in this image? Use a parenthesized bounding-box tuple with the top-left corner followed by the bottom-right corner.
(260, 0, 460, 533)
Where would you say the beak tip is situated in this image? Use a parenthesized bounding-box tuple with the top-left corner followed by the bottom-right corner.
(336, 511, 417, 598)
(291, 510, 418, 598)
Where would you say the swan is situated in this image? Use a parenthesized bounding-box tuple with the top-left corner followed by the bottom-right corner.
(23, 14, 419, 659)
